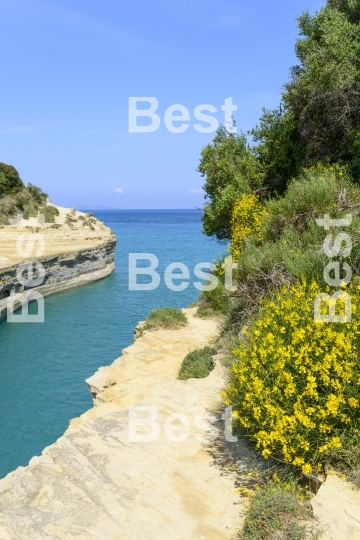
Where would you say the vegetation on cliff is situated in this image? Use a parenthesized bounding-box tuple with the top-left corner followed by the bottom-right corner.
(143, 307, 188, 331)
(0, 163, 58, 225)
(196, 0, 360, 535)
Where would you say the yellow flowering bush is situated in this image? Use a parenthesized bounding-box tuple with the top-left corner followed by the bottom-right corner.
(224, 280, 360, 473)
(231, 194, 268, 258)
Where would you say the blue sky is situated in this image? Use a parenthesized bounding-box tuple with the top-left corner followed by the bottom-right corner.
(0, 0, 324, 209)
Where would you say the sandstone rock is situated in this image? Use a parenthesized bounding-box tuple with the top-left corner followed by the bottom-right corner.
(0, 308, 253, 539)
(0, 205, 116, 321)
(311, 474, 360, 539)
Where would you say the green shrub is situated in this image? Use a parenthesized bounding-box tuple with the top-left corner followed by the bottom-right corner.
(178, 346, 216, 380)
(0, 163, 24, 195)
(227, 165, 360, 330)
(197, 270, 230, 318)
(143, 307, 188, 331)
(224, 280, 360, 474)
(0, 164, 48, 224)
(42, 205, 59, 223)
(241, 482, 310, 540)
(198, 126, 264, 240)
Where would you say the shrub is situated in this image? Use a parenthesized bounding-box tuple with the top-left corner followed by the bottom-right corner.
(42, 205, 59, 223)
(198, 126, 264, 240)
(197, 262, 230, 317)
(231, 193, 268, 258)
(143, 307, 187, 331)
(226, 165, 360, 331)
(224, 280, 360, 474)
(241, 481, 310, 540)
(0, 163, 24, 195)
(0, 164, 48, 224)
(263, 165, 354, 240)
(178, 346, 216, 380)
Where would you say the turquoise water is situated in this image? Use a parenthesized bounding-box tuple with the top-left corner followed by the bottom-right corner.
(0, 210, 224, 479)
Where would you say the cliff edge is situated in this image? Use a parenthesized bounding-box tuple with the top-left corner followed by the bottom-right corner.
(0, 308, 252, 539)
(0, 204, 116, 321)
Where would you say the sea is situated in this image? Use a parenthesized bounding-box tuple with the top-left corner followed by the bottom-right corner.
(0, 210, 225, 479)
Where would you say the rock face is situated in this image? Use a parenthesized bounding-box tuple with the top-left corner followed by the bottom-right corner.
(0, 206, 116, 321)
(311, 474, 360, 539)
(0, 308, 252, 540)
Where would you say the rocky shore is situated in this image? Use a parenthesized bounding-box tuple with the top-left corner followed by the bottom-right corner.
(0, 307, 251, 539)
(0, 205, 116, 321)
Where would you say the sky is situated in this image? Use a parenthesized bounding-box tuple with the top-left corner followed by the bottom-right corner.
(0, 0, 325, 209)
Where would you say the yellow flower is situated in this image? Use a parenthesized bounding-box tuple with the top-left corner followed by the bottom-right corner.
(230, 194, 268, 257)
(223, 279, 360, 470)
(348, 398, 359, 408)
(302, 464, 312, 474)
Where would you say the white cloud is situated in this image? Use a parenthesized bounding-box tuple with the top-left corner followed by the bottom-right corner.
(115, 188, 123, 194)
(190, 188, 203, 195)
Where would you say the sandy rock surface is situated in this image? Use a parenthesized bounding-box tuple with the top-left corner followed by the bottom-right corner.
(311, 474, 360, 539)
(0, 308, 256, 540)
(0, 204, 113, 269)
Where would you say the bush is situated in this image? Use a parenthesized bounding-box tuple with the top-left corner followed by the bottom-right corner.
(0, 163, 24, 195)
(0, 164, 48, 224)
(231, 193, 268, 258)
(224, 280, 360, 474)
(198, 126, 264, 240)
(178, 346, 216, 380)
(41, 205, 59, 223)
(143, 307, 188, 331)
(226, 165, 360, 331)
(241, 481, 310, 540)
(197, 262, 230, 317)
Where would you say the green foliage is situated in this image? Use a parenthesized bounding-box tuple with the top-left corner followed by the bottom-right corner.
(42, 205, 59, 223)
(251, 107, 305, 193)
(197, 264, 230, 317)
(241, 482, 310, 540)
(226, 165, 360, 329)
(28, 183, 48, 203)
(178, 346, 216, 380)
(0, 163, 24, 195)
(143, 307, 188, 331)
(0, 163, 48, 224)
(198, 126, 263, 239)
(247, 1, 360, 189)
(284, 2, 360, 170)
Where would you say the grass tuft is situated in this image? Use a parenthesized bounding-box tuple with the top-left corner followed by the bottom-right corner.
(241, 482, 313, 540)
(178, 346, 216, 380)
(143, 307, 188, 331)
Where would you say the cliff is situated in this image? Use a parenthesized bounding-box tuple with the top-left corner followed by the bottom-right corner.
(0, 308, 249, 539)
(0, 205, 116, 321)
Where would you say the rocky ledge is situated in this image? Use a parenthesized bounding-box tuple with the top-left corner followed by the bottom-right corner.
(0, 308, 253, 539)
(0, 205, 116, 321)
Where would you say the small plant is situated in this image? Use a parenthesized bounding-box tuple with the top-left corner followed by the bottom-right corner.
(241, 481, 312, 540)
(231, 193, 268, 258)
(178, 346, 216, 380)
(41, 205, 59, 223)
(65, 213, 78, 225)
(143, 307, 188, 331)
(197, 261, 230, 317)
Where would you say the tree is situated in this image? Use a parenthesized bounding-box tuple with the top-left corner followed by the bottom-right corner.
(251, 106, 305, 193)
(249, 1, 360, 188)
(284, 1, 360, 170)
(0, 163, 24, 195)
(198, 126, 263, 240)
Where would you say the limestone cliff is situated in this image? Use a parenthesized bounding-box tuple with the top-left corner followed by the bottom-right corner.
(0, 205, 116, 321)
(0, 308, 249, 540)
